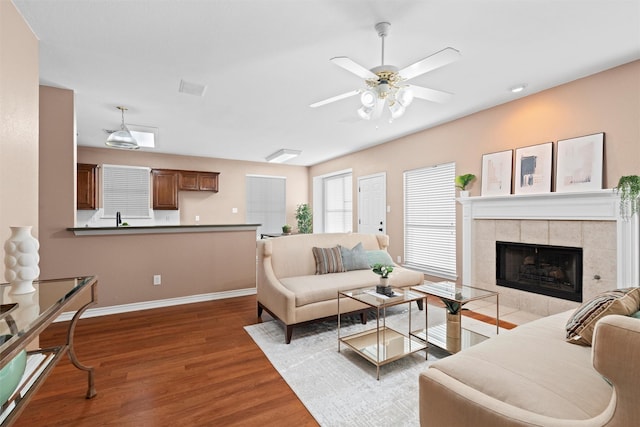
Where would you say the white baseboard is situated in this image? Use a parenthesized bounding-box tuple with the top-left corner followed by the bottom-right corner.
(54, 287, 257, 322)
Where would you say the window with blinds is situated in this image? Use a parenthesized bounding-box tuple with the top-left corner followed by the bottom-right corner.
(102, 164, 151, 218)
(324, 172, 352, 233)
(403, 162, 457, 280)
(246, 175, 286, 235)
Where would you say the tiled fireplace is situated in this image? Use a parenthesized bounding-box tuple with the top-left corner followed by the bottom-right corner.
(459, 190, 639, 316)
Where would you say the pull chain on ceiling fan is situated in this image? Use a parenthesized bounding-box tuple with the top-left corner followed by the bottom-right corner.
(310, 22, 461, 122)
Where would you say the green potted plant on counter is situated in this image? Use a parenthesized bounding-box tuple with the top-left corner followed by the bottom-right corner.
(455, 173, 476, 197)
(295, 203, 313, 234)
(281, 224, 292, 235)
(615, 175, 640, 220)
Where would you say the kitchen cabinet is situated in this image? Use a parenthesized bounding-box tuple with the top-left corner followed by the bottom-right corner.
(152, 169, 179, 210)
(178, 171, 219, 192)
(77, 163, 98, 210)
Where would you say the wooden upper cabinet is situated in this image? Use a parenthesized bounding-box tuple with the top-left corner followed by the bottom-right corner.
(179, 171, 219, 192)
(152, 169, 179, 210)
(77, 163, 98, 210)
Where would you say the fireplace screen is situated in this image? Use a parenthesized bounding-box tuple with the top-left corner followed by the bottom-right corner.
(496, 241, 583, 302)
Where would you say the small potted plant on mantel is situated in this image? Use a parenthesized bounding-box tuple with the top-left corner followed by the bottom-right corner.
(281, 224, 292, 235)
(455, 173, 476, 197)
(614, 175, 640, 220)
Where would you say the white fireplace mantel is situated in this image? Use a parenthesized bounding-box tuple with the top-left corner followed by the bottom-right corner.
(458, 190, 639, 288)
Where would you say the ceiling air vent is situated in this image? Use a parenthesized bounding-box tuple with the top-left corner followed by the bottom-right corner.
(179, 79, 207, 96)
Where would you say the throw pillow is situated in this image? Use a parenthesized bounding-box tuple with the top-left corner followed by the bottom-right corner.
(566, 287, 640, 346)
(312, 246, 346, 275)
(366, 250, 394, 267)
(631, 310, 640, 319)
(338, 243, 370, 271)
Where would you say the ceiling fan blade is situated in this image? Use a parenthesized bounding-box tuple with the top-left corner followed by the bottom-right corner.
(399, 47, 461, 81)
(330, 57, 378, 80)
(310, 90, 359, 108)
(408, 85, 453, 103)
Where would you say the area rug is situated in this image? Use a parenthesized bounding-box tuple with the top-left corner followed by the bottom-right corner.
(245, 306, 501, 426)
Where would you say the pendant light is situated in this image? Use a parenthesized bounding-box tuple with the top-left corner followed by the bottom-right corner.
(106, 106, 139, 149)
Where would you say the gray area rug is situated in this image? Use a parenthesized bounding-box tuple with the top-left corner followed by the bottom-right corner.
(244, 306, 452, 426)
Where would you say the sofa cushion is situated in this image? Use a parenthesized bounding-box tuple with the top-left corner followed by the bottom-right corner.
(312, 246, 346, 275)
(566, 287, 640, 346)
(339, 243, 370, 271)
(280, 266, 424, 307)
(366, 250, 394, 267)
(429, 311, 613, 419)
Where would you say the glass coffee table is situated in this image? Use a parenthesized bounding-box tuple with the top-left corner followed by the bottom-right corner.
(337, 286, 427, 380)
(411, 281, 499, 354)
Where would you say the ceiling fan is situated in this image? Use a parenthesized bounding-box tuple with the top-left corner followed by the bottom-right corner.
(310, 22, 460, 121)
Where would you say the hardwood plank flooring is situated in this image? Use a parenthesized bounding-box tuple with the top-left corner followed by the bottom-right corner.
(13, 294, 513, 426)
(13, 296, 318, 427)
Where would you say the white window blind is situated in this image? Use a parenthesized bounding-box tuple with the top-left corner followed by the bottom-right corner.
(404, 162, 457, 280)
(102, 164, 151, 217)
(324, 173, 352, 233)
(246, 175, 286, 235)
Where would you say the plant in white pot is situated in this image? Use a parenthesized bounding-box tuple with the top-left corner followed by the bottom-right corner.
(455, 173, 476, 197)
(614, 175, 640, 220)
(372, 263, 394, 296)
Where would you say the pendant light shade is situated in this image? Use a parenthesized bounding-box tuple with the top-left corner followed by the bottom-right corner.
(106, 106, 139, 149)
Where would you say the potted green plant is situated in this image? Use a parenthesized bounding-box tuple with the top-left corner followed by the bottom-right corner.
(281, 224, 292, 235)
(295, 203, 313, 234)
(614, 175, 640, 220)
(455, 173, 476, 197)
(372, 263, 394, 296)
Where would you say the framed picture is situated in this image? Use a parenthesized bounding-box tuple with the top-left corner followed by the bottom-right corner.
(514, 142, 553, 195)
(481, 150, 513, 196)
(555, 132, 604, 193)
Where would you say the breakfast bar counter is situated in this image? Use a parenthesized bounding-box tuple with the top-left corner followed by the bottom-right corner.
(67, 224, 260, 236)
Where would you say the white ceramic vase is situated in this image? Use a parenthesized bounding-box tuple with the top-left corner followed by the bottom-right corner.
(459, 190, 470, 197)
(3, 226, 40, 295)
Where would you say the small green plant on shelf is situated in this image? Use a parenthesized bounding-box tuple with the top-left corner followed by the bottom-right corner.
(281, 224, 292, 234)
(455, 173, 476, 191)
(614, 175, 640, 220)
(295, 203, 313, 234)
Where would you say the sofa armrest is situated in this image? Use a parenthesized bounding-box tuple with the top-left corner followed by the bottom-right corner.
(592, 314, 640, 426)
(256, 240, 297, 324)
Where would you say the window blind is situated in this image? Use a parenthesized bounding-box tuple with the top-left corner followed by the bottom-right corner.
(102, 164, 151, 217)
(246, 175, 286, 235)
(403, 162, 457, 280)
(324, 172, 352, 233)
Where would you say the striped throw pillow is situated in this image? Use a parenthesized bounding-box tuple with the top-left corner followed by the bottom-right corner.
(312, 246, 345, 275)
(566, 287, 640, 346)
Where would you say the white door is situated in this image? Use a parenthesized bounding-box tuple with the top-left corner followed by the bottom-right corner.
(358, 173, 386, 234)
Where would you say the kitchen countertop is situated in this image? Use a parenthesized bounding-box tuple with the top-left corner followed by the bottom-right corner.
(67, 224, 261, 236)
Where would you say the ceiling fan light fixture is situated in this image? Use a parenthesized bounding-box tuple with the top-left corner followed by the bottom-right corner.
(360, 90, 377, 108)
(389, 102, 406, 119)
(396, 87, 414, 107)
(357, 105, 374, 120)
(106, 106, 139, 150)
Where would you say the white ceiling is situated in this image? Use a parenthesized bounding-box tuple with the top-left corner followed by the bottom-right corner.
(13, 0, 640, 166)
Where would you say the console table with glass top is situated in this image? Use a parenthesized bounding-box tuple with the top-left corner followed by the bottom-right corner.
(0, 276, 98, 426)
(338, 286, 427, 380)
(412, 281, 499, 354)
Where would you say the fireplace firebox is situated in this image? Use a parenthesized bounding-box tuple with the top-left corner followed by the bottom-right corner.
(496, 241, 583, 302)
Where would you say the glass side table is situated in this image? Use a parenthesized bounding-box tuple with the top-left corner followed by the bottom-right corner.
(0, 276, 98, 426)
(338, 286, 427, 380)
(412, 281, 499, 354)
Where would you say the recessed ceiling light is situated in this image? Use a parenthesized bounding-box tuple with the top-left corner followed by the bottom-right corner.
(266, 149, 301, 163)
(510, 84, 527, 93)
(179, 79, 207, 97)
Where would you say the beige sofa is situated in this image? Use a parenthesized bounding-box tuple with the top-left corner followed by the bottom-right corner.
(419, 311, 640, 426)
(256, 232, 424, 343)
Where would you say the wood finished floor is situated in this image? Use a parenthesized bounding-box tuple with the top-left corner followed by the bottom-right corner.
(14, 296, 318, 427)
(14, 295, 514, 427)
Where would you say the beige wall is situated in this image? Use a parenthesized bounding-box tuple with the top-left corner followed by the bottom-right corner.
(310, 60, 640, 280)
(0, 1, 39, 281)
(38, 90, 309, 308)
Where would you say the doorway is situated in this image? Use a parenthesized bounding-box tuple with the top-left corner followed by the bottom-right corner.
(357, 173, 386, 235)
